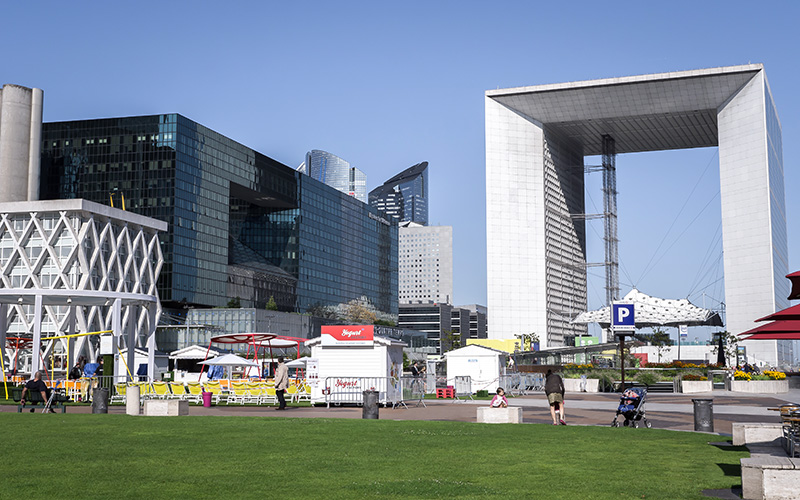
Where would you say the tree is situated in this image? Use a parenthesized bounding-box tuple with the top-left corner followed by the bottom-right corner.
(650, 327, 673, 363)
(306, 303, 337, 319)
(344, 300, 376, 324)
(265, 295, 278, 311)
(440, 329, 461, 353)
(226, 296, 241, 308)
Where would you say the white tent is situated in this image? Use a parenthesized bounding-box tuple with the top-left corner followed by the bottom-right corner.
(169, 345, 219, 360)
(198, 353, 259, 367)
(445, 344, 507, 393)
(572, 288, 723, 328)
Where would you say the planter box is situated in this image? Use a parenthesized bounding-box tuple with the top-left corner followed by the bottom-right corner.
(563, 378, 599, 393)
(477, 407, 522, 424)
(680, 380, 713, 393)
(730, 379, 789, 394)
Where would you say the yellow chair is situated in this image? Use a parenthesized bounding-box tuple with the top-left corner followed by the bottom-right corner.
(151, 381, 170, 399)
(229, 381, 251, 405)
(263, 386, 277, 405)
(111, 382, 127, 404)
(286, 384, 298, 403)
(204, 381, 227, 404)
(186, 382, 204, 404)
(168, 382, 187, 400)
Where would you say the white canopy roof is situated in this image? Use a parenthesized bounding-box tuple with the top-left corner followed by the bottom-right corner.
(170, 345, 219, 360)
(197, 353, 259, 367)
(572, 289, 723, 328)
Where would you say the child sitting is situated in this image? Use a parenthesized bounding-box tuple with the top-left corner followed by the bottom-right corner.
(489, 387, 508, 408)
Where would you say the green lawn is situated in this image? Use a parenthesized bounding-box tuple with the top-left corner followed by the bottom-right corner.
(2, 414, 746, 499)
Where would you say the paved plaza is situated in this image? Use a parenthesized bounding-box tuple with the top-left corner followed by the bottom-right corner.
(6, 389, 797, 436)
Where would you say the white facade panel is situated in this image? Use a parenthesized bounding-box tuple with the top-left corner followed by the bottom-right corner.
(399, 224, 453, 304)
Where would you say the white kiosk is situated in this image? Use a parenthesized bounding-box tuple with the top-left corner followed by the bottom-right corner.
(305, 325, 405, 406)
(445, 344, 507, 393)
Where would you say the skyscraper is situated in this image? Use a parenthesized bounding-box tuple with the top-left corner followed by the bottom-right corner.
(40, 114, 397, 317)
(398, 222, 453, 304)
(369, 161, 428, 225)
(301, 149, 367, 203)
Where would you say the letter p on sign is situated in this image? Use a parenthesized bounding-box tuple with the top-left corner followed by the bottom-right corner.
(611, 304, 635, 330)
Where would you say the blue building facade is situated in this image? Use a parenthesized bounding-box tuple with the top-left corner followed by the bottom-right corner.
(302, 149, 367, 203)
(39, 114, 397, 318)
(369, 161, 428, 225)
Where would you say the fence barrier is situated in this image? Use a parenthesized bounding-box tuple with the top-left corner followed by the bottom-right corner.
(322, 377, 400, 408)
(399, 376, 426, 408)
(453, 376, 473, 401)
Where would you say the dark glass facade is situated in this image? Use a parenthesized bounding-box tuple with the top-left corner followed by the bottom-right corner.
(40, 114, 397, 317)
(369, 161, 428, 225)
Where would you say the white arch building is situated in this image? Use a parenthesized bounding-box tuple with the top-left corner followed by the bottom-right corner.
(0, 199, 166, 379)
(485, 64, 790, 366)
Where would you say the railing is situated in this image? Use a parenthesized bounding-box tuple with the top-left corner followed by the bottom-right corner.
(453, 376, 473, 401)
(499, 373, 545, 395)
(322, 377, 400, 408)
(399, 376, 426, 408)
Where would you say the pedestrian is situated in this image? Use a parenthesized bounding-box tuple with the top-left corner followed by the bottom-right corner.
(274, 356, 289, 410)
(545, 369, 566, 425)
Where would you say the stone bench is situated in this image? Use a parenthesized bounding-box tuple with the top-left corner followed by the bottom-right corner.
(741, 457, 800, 500)
(733, 423, 784, 447)
(477, 406, 522, 424)
(143, 399, 189, 417)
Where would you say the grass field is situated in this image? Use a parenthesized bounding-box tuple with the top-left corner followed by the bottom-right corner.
(2, 414, 747, 500)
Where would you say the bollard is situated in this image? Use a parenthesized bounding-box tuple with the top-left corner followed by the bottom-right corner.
(692, 398, 714, 432)
(362, 390, 379, 419)
(126, 384, 140, 416)
(92, 387, 109, 414)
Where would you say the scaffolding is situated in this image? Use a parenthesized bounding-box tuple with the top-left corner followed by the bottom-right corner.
(602, 135, 620, 305)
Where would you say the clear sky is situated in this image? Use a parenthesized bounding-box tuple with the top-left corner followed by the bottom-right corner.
(1, 1, 797, 335)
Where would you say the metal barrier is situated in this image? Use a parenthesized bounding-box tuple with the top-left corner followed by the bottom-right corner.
(453, 376, 473, 401)
(399, 376, 426, 408)
(322, 377, 400, 408)
(500, 373, 545, 395)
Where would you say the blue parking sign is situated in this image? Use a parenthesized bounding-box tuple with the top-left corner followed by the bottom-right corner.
(611, 303, 635, 331)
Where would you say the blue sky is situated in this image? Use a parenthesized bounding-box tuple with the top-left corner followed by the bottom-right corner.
(2, 2, 797, 332)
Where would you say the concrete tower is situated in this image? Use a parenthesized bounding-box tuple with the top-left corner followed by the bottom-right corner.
(0, 84, 43, 202)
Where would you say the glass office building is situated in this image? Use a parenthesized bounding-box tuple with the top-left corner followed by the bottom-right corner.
(302, 150, 367, 203)
(369, 161, 428, 225)
(39, 114, 397, 318)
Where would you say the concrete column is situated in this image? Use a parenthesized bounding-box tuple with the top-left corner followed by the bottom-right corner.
(147, 305, 157, 381)
(126, 305, 136, 381)
(112, 298, 123, 379)
(27, 88, 42, 201)
(31, 295, 43, 375)
(0, 84, 35, 202)
(0, 304, 7, 381)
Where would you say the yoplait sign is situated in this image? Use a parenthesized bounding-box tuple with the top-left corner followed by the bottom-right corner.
(321, 325, 375, 346)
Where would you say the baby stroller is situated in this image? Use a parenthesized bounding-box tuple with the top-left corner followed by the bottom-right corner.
(611, 387, 652, 428)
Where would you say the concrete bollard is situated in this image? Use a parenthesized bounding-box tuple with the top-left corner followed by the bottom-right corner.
(362, 390, 379, 419)
(126, 384, 140, 416)
(692, 398, 714, 432)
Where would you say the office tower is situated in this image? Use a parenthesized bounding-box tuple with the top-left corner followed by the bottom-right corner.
(398, 222, 453, 305)
(301, 149, 367, 203)
(369, 161, 428, 225)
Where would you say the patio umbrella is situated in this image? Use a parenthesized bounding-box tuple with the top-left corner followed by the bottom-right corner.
(285, 358, 307, 368)
(755, 303, 800, 322)
(738, 320, 800, 340)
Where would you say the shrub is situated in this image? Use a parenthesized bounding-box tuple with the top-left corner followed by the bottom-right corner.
(588, 371, 615, 392)
(636, 372, 661, 387)
(733, 370, 751, 381)
(682, 374, 707, 381)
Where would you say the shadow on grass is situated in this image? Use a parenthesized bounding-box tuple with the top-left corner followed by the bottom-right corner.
(708, 442, 749, 453)
(702, 485, 743, 500)
(716, 463, 741, 477)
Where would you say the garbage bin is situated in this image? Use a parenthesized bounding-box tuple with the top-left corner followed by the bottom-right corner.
(92, 387, 109, 414)
(692, 398, 713, 432)
(202, 391, 212, 408)
(362, 390, 379, 419)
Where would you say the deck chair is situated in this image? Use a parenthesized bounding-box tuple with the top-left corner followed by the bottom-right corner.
(151, 381, 171, 399)
(168, 382, 187, 400)
(110, 382, 128, 404)
(204, 381, 227, 404)
(293, 383, 311, 402)
(229, 381, 253, 405)
(136, 381, 153, 399)
(262, 386, 277, 405)
(185, 382, 204, 404)
(286, 384, 299, 403)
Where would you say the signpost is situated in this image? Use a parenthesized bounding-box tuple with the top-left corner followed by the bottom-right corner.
(611, 303, 635, 391)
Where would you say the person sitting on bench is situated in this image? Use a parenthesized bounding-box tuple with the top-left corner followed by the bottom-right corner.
(20, 371, 52, 411)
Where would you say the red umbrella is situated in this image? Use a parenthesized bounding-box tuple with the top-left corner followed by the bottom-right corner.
(738, 320, 800, 340)
(755, 303, 800, 322)
(788, 270, 800, 301)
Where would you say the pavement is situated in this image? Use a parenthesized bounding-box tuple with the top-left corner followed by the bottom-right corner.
(7, 388, 798, 436)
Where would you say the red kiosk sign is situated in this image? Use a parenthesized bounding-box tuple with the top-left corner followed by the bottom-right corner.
(321, 325, 374, 346)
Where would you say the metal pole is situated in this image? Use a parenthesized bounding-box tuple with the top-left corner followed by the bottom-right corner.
(677, 327, 681, 362)
(619, 334, 625, 391)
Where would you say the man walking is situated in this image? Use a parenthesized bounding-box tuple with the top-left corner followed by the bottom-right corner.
(545, 369, 566, 425)
(274, 356, 289, 410)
